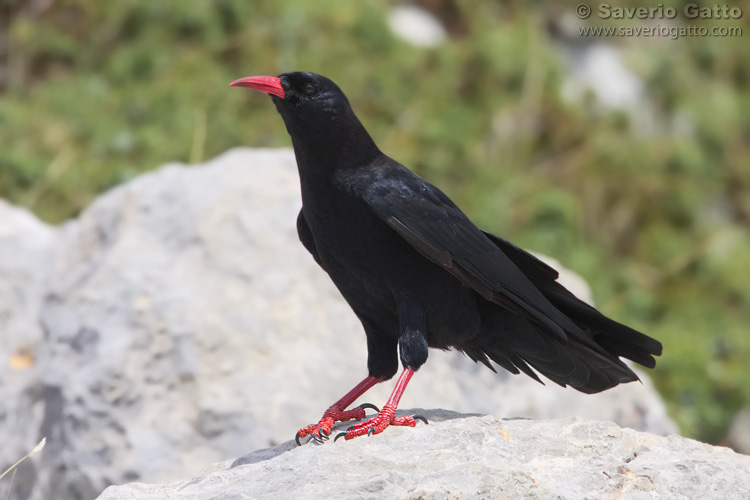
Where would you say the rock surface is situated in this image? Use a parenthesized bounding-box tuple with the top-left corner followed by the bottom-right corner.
(388, 5, 447, 47)
(726, 407, 750, 455)
(97, 411, 750, 500)
(0, 148, 674, 500)
(0, 200, 58, 500)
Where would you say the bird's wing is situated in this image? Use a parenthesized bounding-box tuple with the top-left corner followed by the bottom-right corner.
(360, 165, 581, 339)
(480, 229, 662, 365)
(480, 231, 559, 282)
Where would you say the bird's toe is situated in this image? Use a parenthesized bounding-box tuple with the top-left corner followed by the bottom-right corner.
(357, 402, 380, 413)
(412, 414, 429, 425)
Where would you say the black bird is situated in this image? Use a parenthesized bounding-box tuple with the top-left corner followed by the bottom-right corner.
(230, 72, 662, 444)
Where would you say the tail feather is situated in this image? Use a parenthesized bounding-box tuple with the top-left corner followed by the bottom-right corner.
(509, 352, 545, 385)
(472, 231, 662, 394)
(539, 279, 661, 367)
(477, 309, 638, 393)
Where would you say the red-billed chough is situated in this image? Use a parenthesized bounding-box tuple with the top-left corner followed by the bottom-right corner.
(230, 72, 662, 444)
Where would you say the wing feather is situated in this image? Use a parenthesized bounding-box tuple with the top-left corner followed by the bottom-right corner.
(361, 165, 581, 339)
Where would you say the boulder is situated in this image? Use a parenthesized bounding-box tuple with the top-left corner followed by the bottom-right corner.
(0, 148, 675, 500)
(0, 200, 57, 500)
(97, 411, 750, 500)
(726, 407, 750, 455)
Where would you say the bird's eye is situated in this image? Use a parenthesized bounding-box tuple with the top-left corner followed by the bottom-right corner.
(303, 83, 316, 96)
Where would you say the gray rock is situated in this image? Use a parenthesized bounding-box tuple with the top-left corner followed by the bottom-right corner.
(97, 411, 750, 500)
(726, 408, 750, 455)
(0, 148, 674, 500)
(0, 199, 56, 350)
(0, 201, 57, 500)
(388, 5, 447, 48)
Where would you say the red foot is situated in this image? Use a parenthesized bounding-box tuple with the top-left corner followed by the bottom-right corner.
(338, 403, 424, 440)
(295, 370, 425, 445)
(295, 404, 377, 445)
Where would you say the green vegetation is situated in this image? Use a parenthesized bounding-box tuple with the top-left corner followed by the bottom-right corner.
(1, 0, 748, 444)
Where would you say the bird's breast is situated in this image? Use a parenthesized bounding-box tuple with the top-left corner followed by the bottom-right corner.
(305, 194, 407, 282)
(301, 188, 481, 347)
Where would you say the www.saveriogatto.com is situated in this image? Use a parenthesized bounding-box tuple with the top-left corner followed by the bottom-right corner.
(574, 3, 744, 39)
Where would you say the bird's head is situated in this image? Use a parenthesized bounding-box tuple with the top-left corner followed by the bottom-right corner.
(231, 72, 379, 169)
(231, 72, 354, 136)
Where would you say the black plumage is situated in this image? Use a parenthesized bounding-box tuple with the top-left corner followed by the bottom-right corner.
(231, 72, 662, 443)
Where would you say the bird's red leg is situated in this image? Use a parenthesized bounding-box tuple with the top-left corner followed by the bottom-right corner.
(336, 368, 426, 441)
(295, 375, 382, 445)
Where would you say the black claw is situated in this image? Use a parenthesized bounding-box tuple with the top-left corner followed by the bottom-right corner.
(346, 425, 355, 432)
(311, 434, 324, 444)
(358, 403, 380, 413)
(368, 427, 375, 437)
(412, 414, 429, 425)
(317, 429, 330, 441)
(334, 432, 348, 442)
(295, 432, 307, 446)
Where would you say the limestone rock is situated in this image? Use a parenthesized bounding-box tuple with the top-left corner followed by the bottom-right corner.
(0, 200, 57, 500)
(726, 407, 750, 455)
(97, 411, 750, 500)
(0, 148, 674, 500)
(388, 5, 447, 48)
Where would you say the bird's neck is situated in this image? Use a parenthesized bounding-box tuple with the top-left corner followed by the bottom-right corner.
(291, 119, 382, 185)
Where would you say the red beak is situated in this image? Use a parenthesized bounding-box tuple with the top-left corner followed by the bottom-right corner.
(230, 76, 285, 99)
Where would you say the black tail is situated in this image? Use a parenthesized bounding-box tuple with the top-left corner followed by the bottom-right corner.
(463, 232, 662, 394)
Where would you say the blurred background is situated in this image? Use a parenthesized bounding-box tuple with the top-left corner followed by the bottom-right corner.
(1, 0, 748, 447)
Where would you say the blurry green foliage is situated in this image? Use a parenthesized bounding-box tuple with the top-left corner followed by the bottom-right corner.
(1, 0, 749, 444)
